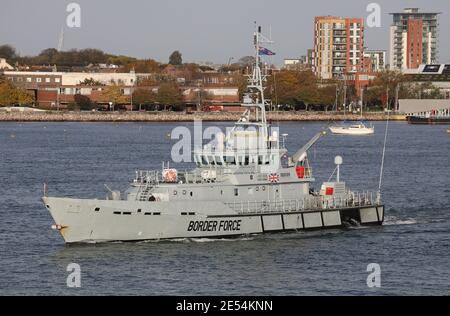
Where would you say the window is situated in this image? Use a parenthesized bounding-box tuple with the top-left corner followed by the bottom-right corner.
(113, 211, 121, 215)
(45, 78, 51, 83)
(153, 212, 161, 215)
(234, 188, 239, 196)
(94, 207, 100, 212)
(123, 212, 131, 215)
(137, 209, 141, 213)
(36, 78, 42, 83)
(181, 212, 187, 215)
(26, 77, 32, 82)
(55, 78, 60, 83)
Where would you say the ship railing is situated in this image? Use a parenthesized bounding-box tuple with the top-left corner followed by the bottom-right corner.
(133, 169, 228, 185)
(134, 170, 162, 185)
(227, 191, 377, 214)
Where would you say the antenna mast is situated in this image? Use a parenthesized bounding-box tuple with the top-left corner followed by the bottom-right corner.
(57, 27, 65, 52)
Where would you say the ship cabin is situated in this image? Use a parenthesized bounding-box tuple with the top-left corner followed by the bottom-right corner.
(192, 127, 291, 170)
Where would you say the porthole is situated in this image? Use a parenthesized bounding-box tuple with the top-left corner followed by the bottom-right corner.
(182, 190, 187, 195)
(173, 190, 178, 195)
(262, 186, 266, 191)
(250, 175, 254, 180)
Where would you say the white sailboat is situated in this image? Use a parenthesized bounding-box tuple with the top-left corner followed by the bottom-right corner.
(329, 88, 374, 135)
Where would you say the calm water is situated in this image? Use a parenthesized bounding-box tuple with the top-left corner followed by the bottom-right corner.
(0, 121, 448, 295)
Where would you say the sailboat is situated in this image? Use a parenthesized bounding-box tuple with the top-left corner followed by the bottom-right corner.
(329, 89, 374, 135)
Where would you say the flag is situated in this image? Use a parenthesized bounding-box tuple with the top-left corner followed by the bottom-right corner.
(268, 173, 280, 183)
(259, 47, 276, 56)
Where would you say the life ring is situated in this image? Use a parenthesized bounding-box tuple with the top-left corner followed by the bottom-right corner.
(163, 169, 177, 183)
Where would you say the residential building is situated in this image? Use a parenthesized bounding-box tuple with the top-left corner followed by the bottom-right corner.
(363, 50, 386, 72)
(314, 16, 364, 79)
(389, 8, 440, 70)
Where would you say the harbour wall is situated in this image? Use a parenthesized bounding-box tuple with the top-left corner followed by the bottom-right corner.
(0, 111, 406, 122)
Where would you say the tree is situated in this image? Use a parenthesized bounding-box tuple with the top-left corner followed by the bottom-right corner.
(101, 84, 128, 107)
(237, 56, 255, 67)
(73, 94, 94, 110)
(132, 88, 157, 108)
(79, 78, 104, 86)
(0, 78, 33, 106)
(169, 51, 182, 65)
(156, 83, 183, 110)
(0, 45, 17, 60)
(267, 70, 321, 109)
(123, 59, 161, 73)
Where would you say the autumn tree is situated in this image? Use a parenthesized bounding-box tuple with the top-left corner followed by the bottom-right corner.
(365, 70, 407, 108)
(267, 70, 322, 110)
(169, 51, 182, 65)
(132, 88, 157, 108)
(156, 83, 183, 110)
(101, 84, 128, 107)
(0, 78, 34, 106)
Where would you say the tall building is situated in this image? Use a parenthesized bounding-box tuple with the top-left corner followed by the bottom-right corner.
(314, 16, 364, 79)
(363, 50, 387, 72)
(389, 8, 440, 70)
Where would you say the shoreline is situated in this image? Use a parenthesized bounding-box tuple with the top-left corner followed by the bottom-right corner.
(0, 111, 406, 122)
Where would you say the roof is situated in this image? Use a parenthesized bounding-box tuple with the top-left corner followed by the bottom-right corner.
(399, 99, 450, 114)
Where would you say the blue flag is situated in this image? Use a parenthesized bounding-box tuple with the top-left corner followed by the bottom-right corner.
(259, 47, 276, 56)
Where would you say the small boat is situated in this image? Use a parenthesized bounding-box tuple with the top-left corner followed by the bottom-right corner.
(330, 88, 374, 135)
(329, 122, 374, 135)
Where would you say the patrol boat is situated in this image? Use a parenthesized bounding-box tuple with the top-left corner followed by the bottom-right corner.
(42, 27, 384, 243)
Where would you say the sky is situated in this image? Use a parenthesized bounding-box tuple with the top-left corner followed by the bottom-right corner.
(1, 0, 449, 65)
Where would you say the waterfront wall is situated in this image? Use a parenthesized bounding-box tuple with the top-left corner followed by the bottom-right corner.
(0, 111, 406, 122)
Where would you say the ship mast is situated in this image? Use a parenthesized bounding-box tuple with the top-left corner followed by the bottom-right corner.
(234, 24, 273, 147)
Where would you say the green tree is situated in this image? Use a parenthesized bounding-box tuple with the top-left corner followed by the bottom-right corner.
(0, 45, 17, 60)
(80, 78, 104, 86)
(73, 94, 94, 110)
(169, 51, 182, 65)
(156, 83, 183, 109)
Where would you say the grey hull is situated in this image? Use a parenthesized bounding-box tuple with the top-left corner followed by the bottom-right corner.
(43, 197, 384, 243)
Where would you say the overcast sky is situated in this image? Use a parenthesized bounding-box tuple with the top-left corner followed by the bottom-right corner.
(1, 0, 448, 65)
